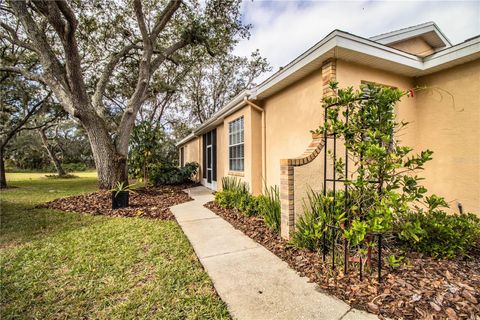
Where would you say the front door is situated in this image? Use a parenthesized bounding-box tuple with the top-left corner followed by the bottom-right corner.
(202, 129, 217, 190)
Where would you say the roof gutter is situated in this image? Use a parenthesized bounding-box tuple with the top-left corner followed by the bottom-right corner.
(175, 91, 250, 146)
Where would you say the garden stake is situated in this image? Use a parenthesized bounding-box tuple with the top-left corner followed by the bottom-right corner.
(359, 253, 363, 281)
(322, 227, 326, 262)
(378, 234, 382, 283)
(344, 238, 348, 274)
(331, 227, 335, 270)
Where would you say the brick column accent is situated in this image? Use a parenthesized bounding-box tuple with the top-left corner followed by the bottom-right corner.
(280, 134, 324, 239)
(322, 58, 337, 97)
(279, 59, 336, 239)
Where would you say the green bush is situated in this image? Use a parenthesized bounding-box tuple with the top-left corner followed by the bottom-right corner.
(258, 185, 281, 232)
(397, 210, 480, 258)
(215, 178, 259, 217)
(291, 190, 348, 251)
(214, 190, 235, 209)
(150, 162, 199, 185)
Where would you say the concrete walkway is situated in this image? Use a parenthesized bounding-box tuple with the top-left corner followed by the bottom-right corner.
(171, 186, 378, 320)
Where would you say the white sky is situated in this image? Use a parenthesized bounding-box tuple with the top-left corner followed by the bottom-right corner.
(234, 0, 480, 82)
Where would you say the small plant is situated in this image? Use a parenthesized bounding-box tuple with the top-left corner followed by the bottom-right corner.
(221, 176, 249, 194)
(258, 185, 281, 232)
(386, 254, 404, 269)
(110, 182, 137, 209)
(110, 181, 136, 197)
(291, 190, 350, 251)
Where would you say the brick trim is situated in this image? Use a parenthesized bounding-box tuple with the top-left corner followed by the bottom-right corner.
(280, 134, 325, 239)
(279, 59, 336, 239)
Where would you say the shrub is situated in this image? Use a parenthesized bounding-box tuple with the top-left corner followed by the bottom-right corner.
(150, 162, 199, 185)
(215, 190, 235, 209)
(397, 210, 480, 258)
(221, 176, 249, 194)
(215, 178, 259, 217)
(258, 185, 281, 232)
(291, 190, 350, 250)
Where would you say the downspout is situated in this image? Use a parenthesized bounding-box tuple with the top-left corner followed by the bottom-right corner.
(244, 98, 266, 193)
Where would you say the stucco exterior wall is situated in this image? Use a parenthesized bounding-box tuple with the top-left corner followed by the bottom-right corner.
(263, 69, 324, 189)
(389, 37, 435, 57)
(221, 105, 262, 194)
(336, 60, 417, 148)
(415, 59, 480, 213)
(181, 137, 201, 181)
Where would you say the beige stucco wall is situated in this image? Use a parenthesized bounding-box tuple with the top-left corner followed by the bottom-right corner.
(181, 137, 201, 181)
(179, 58, 479, 215)
(389, 37, 435, 57)
(222, 105, 262, 194)
(415, 59, 480, 213)
(336, 60, 417, 148)
(263, 69, 325, 189)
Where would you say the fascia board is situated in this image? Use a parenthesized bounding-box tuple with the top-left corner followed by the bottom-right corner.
(423, 37, 480, 69)
(371, 23, 452, 47)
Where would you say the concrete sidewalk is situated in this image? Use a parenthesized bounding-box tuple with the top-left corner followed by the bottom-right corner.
(170, 186, 378, 320)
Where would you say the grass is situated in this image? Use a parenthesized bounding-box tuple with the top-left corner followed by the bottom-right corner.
(0, 172, 230, 319)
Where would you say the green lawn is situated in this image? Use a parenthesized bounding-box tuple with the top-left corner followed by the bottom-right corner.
(0, 172, 230, 319)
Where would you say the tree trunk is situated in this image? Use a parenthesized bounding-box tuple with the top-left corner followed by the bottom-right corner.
(39, 128, 66, 176)
(0, 147, 7, 189)
(80, 113, 129, 189)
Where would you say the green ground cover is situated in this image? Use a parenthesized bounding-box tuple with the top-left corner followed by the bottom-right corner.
(0, 172, 230, 319)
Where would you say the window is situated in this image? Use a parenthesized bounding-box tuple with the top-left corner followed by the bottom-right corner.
(229, 116, 244, 171)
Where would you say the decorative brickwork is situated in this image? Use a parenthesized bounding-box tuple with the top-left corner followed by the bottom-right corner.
(280, 133, 324, 238)
(279, 59, 336, 239)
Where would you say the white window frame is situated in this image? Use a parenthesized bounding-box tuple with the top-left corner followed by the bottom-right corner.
(228, 116, 244, 172)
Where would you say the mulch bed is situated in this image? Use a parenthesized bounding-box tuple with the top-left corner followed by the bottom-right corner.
(40, 185, 194, 220)
(205, 201, 480, 320)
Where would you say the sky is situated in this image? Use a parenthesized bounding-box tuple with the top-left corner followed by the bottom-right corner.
(234, 0, 480, 81)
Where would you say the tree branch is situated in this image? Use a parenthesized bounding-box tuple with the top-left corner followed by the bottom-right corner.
(150, 0, 182, 42)
(133, 0, 150, 47)
(0, 65, 46, 83)
(0, 91, 51, 149)
(0, 22, 38, 52)
(150, 39, 188, 73)
(92, 42, 140, 116)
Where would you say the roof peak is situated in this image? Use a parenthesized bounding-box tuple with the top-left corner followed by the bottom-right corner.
(370, 22, 452, 48)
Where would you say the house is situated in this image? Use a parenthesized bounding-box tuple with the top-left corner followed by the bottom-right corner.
(176, 22, 480, 238)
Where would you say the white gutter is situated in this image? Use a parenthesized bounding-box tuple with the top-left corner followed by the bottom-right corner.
(175, 90, 250, 146)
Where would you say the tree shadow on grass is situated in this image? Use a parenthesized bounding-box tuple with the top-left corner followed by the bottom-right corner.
(0, 200, 106, 249)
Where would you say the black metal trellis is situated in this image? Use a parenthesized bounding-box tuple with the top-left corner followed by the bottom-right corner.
(321, 104, 384, 283)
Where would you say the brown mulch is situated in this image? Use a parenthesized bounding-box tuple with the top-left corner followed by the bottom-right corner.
(205, 201, 480, 320)
(40, 185, 194, 220)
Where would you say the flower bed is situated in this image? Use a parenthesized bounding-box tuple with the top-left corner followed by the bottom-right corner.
(40, 185, 193, 220)
(206, 201, 480, 319)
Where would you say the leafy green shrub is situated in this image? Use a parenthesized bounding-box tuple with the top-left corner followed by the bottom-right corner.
(258, 185, 281, 232)
(215, 178, 260, 217)
(150, 162, 199, 185)
(397, 210, 480, 258)
(215, 190, 235, 209)
(291, 190, 343, 250)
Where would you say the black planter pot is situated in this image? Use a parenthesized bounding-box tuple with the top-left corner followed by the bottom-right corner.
(112, 191, 129, 209)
